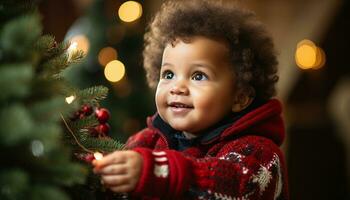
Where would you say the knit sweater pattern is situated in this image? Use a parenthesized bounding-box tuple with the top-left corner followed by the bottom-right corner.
(125, 99, 289, 200)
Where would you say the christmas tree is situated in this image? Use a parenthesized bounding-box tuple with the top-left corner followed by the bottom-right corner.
(62, 0, 155, 143)
(0, 1, 123, 199)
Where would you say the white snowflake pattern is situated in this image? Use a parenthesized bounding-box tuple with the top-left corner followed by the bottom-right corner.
(252, 165, 272, 194)
(272, 154, 282, 199)
(154, 164, 169, 178)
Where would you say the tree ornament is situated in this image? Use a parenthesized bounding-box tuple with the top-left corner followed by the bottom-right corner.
(81, 104, 93, 116)
(80, 153, 94, 163)
(70, 111, 81, 121)
(88, 127, 99, 137)
(95, 108, 110, 123)
(95, 123, 110, 136)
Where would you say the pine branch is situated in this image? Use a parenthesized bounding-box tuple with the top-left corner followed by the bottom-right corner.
(0, 63, 33, 101)
(30, 185, 70, 200)
(0, 13, 41, 60)
(30, 124, 61, 153)
(79, 132, 124, 153)
(0, 3, 88, 199)
(0, 0, 39, 24)
(67, 49, 85, 65)
(41, 55, 68, 78)
(0, 104, 33, 146)
(77, 86, 109, 106)
(0, 168, 28, 200)
(35, 35, 57, 57)
(30, 96, 76, 123)
(71, 115, 99, 130)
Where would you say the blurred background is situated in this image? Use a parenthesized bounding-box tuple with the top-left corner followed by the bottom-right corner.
(38, 0, 349, 199)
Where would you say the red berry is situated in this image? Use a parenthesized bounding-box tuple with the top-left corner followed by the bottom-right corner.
(95, 108, 110, 123)
(81, 105, 93, 116)
(69, 111, 81, 121)
(88, 127, 99, 137)
(84, 154, 94, 162)
(96, 123, 110, 136)
(79, 113, 85, 119)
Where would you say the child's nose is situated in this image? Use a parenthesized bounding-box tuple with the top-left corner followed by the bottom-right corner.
(170, 79, 189, 95)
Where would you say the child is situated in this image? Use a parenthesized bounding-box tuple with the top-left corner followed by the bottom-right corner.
(93, 0, 289, 199)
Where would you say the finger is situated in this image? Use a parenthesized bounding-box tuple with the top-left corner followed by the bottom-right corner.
(93, 151, 126, 168)
(101, 175, 130, 187)
(94, 163, 127, 175)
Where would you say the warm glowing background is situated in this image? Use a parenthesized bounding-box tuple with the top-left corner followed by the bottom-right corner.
(39, 0, 350, 199)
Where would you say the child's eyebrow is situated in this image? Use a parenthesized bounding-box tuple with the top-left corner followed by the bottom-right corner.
(190, 63, 213, 68)
(161, 62, 173, 67)
(190, 62, 217, 72)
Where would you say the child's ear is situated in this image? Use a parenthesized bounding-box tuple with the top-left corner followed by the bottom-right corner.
(231, 91, 254, 112)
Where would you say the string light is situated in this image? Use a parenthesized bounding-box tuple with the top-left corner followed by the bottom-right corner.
(94, 152, 104, 160)
(69, 34, 90, 54)
(118, 1, 143, 22)
(67, 42, 78, 61)
(104, 60, 126, 82)
(65, 95, 76, 104)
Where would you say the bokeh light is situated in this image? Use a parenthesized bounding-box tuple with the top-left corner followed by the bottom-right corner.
(65, 95, 76, 104)
(104, 60, 126, 82)
(295, 39, 317, 69)
(118, 1, 143, 22)
(312, 47, 326, 70)
(31, 140, 44, 157)
(98, 47, 118, 66)
(295, 39, 326, 70)
(69, 34, 90, 54)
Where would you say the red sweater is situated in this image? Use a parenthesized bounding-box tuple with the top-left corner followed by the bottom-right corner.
(125, 99, 289, 200)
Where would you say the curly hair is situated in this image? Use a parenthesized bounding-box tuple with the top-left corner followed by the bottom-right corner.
(143, 0, 278, 101)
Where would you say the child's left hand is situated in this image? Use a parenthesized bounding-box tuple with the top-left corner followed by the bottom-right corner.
(92, 150, 143, 193)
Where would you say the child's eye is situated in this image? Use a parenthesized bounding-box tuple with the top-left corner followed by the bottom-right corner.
(161, 70, 174, 79)
(192, 72, 208, 81)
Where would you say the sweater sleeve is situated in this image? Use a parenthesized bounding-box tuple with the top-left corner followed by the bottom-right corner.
(131, 136, 288, 200)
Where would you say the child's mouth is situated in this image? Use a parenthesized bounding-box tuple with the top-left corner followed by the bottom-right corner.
(168, 102, 193, 109)
(168, 102, 194, 114)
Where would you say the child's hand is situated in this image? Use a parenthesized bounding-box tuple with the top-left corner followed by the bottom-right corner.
(92, 150, 143, 193)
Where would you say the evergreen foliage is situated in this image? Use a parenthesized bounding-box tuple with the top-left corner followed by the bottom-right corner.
(0, 1, 123, 199)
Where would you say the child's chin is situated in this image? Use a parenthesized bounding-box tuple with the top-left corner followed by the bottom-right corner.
(169, 123, 190, 132)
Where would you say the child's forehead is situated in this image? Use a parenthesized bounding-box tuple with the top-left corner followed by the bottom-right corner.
(162, 36, 231, 62)
(167, 36, 230, 49)
(161, 37, 234, 73)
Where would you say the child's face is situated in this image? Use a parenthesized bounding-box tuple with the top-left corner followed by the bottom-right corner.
(155, 36, 237, 135)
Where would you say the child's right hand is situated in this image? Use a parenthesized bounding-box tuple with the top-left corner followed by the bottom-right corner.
(92, 150, 143, 193)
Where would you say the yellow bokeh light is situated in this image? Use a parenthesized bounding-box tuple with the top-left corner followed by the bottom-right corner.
(118, 1, 143, 22)
(104, 60, 126, 82)
(312, 47, 326, 70)
(70, 35, 90, 54)
(98, 47, 118, 66)
(295, 39, 317, 69)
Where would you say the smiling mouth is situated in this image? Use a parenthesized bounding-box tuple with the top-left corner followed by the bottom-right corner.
(168, 102, 194, 109)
